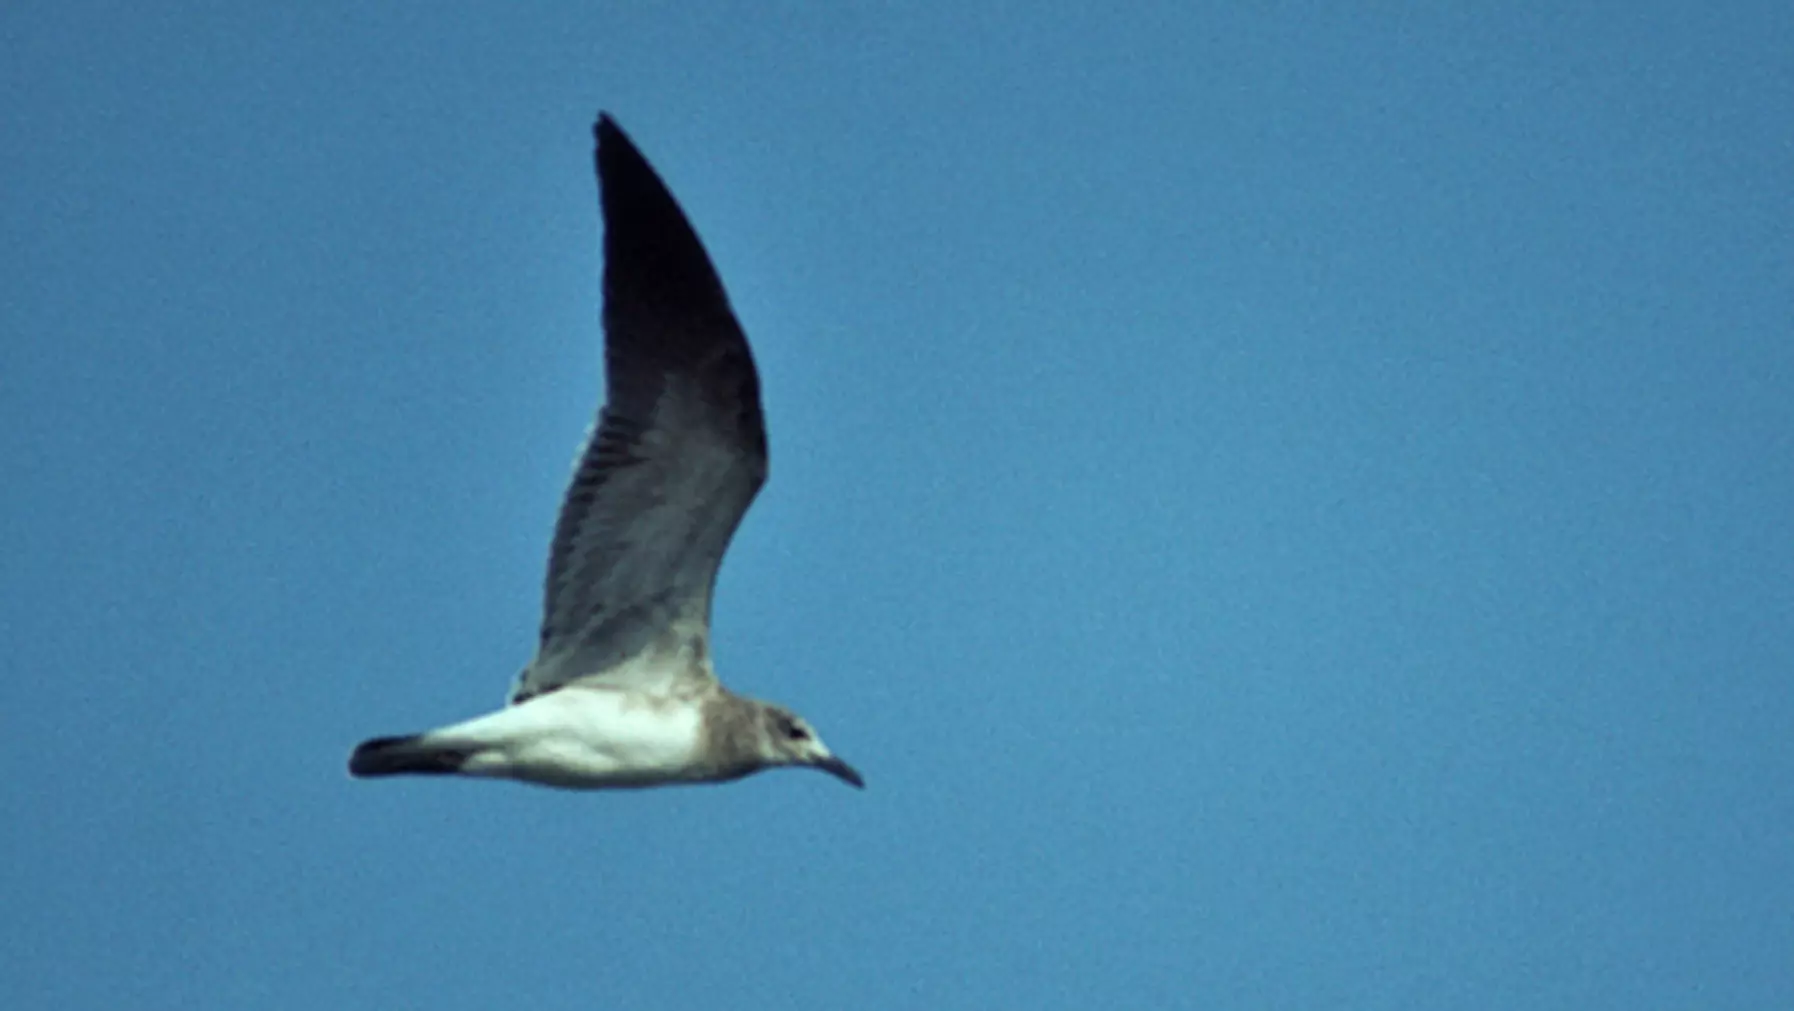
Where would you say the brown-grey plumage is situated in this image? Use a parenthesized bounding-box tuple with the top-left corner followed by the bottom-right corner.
(348, 114, 861, 793)
(693, 698, 865, 788)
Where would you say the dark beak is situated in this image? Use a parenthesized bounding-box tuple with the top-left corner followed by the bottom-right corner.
(815, 754, 865, 789)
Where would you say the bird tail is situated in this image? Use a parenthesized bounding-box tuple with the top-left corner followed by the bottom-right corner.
(348, 734, 471, 778)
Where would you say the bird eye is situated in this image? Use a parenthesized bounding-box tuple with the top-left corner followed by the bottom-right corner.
(786, 723, 810, 741)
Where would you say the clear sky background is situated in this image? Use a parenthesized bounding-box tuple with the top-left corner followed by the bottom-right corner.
(4, 3, 1791, 1008)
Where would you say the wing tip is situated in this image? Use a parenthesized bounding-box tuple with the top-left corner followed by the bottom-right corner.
(594, 110, 619, 144)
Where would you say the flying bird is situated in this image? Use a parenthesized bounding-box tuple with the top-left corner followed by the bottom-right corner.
(348, 115, 862, 791)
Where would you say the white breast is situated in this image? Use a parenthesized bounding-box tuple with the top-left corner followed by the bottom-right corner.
(436, 686, 707, 789)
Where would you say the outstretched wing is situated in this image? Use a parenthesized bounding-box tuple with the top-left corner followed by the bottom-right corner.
(513, 115, 768, 702)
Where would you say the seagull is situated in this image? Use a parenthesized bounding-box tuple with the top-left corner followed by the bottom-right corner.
(348, 115, 862, 792)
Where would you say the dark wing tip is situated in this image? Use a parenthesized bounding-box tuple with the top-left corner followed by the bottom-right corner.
(589, 111, 754, 381)
(594, 114, 665, 215)
(593, 113, 644, 199)
(593, 111, 622, 151)
(592, 112, 671, 220)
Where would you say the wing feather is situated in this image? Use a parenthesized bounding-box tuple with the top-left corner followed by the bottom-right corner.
(514, 115, 768, 701)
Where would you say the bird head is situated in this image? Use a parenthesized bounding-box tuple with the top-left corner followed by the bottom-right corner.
(761, 705, 864, 789)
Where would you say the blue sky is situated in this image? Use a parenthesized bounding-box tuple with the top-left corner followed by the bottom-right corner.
(4, 3, 1791, 1008)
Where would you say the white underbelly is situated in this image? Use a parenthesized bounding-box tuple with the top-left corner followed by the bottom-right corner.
(441, 687, 707, 789)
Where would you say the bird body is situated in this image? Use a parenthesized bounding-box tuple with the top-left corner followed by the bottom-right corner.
(348, 114, 861, 793)
(353, 678, 722, 789)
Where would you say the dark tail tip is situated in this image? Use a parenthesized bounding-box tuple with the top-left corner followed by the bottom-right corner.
(348, 734, 468, 778)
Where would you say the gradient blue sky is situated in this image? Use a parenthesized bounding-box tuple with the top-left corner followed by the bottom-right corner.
(4, 3, 1791, 1008)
